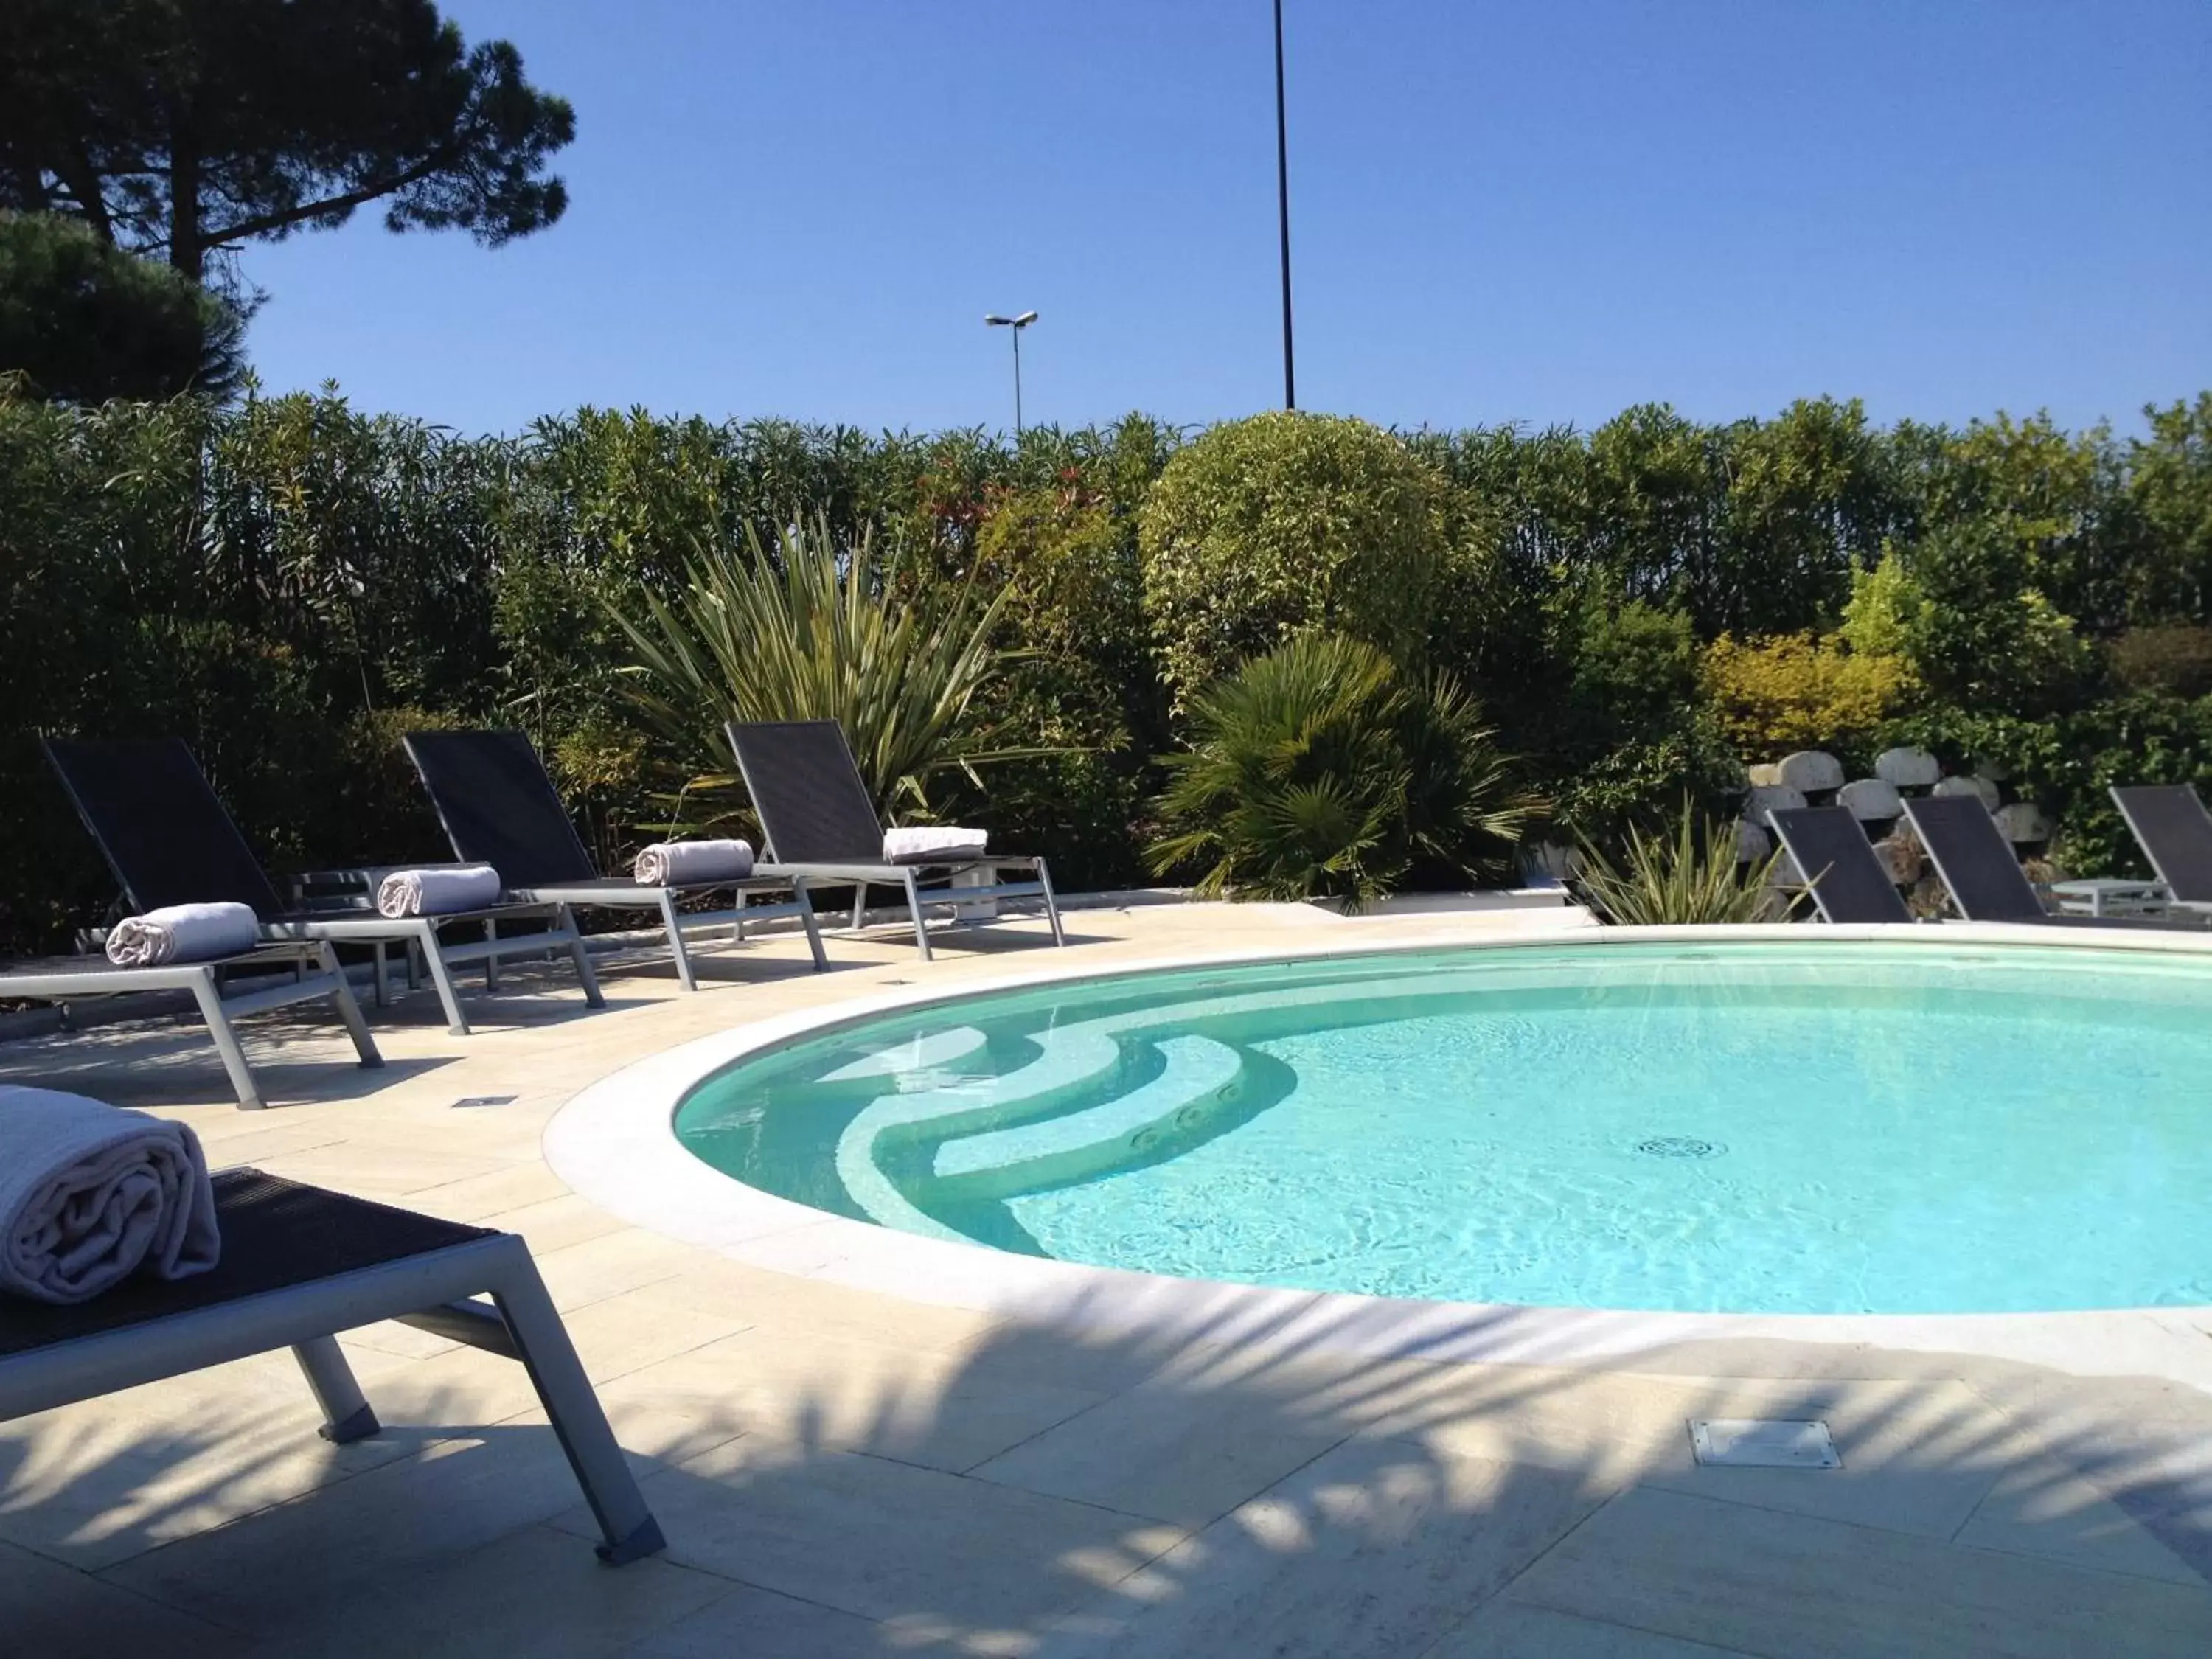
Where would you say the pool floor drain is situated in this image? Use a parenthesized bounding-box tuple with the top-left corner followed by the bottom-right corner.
(1638, 1135, 1722, 1159)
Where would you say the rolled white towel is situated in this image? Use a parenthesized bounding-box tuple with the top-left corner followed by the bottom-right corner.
(375, 864, 502, 918)
(0, 1086, 220, 1305)
(104, 901, 260, 967)
(883, 826, 989, 865)
(634, 838, 754, 886)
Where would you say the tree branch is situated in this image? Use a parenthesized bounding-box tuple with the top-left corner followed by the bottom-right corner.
(198, 150, 453, 251)
(44, 148, 115, 241)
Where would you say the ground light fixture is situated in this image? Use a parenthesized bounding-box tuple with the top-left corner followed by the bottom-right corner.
(984, 310, 1037, 435)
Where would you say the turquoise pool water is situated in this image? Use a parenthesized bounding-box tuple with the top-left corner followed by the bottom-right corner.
(673, 942, 2212, 1315)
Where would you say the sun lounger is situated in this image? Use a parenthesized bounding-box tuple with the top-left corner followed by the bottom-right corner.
(403, 728, 825, 990)
(42, 737, 604, 1035)
(0, 944, 380, 1111)
(0, 1167, 663, 1563)
(2110, 785, 2212, 916)
(725, 719, 1065, 961)
(1901, 795, 2207, 931)
(1766, 806, 1913, 924)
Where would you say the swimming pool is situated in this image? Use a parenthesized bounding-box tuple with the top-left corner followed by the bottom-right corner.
(672, 940, 2212, 1316)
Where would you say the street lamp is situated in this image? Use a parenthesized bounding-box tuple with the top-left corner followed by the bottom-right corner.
(1273, 0, 1295, 410)
(984, 310, 1037, 435)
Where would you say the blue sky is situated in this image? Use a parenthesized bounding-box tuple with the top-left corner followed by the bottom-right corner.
(239, 1, 2211, 438)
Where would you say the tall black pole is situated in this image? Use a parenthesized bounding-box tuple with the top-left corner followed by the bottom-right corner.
(1273, 0, 1295, 410)
(1012, 325, 1024, 436)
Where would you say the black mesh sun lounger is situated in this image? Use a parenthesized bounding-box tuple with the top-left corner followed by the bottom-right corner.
(1902, 794, 2207, 931)
(42, 737, 604, 1036)
(2110, 785, 2212, 914)
(0, 943, 380, 1110)
(403, 728, 825, 989)
(0, 1169, 663, 1565)
(1766, 806, 1913, 924)
(726, 719, 1065, 961)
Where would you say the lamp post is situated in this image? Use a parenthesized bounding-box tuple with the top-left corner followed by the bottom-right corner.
(1273, 0, 1295, 410)
(984, 310, 1037, 435)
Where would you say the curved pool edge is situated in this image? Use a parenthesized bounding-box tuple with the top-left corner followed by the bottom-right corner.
(541, 920, 2212, 1388)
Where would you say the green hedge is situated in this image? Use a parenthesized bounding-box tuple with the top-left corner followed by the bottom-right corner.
(4, 386, 2210, 950)
(1139, 411, 1447, 698)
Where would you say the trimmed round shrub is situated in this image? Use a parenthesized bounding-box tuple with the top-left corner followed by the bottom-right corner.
(1138, 411, 1447, 698)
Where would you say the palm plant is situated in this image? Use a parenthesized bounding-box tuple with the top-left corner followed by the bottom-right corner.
(609, 512, 1043, 820)
(1147, 633, 1539, 909)
(1574, 801, 1784, 925)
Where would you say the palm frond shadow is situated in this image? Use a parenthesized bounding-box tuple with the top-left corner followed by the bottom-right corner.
(9, 1274, 2212, 1655)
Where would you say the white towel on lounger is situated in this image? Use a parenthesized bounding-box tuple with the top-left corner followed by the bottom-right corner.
(0, 1086, 220, 1305)
(104, 901, 259, 967)
(634, 838, 754, 886)
(882, 826, 989, 865)
(375, 864, 501, 918)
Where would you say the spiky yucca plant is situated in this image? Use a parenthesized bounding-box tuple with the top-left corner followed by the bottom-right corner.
(609, 513, 1043, 819)
(1148, 633, 1539, 910)
(1575, 803, 1784, 925)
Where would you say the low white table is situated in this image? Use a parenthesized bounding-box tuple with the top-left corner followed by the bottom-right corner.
(2048, 877, 2169, 917)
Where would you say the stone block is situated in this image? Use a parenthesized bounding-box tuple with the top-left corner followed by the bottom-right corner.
(1745, 784, 1808, 820)
(1874, 747, 1941, 789)
(1775, 751, 1845, 793)
(1932, 775, 2001, 811)
(1837, 778, 1903, 821)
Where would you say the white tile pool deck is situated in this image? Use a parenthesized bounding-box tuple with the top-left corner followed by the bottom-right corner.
(6, 899, 2212, 1658)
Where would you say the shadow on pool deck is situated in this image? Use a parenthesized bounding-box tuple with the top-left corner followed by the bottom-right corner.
(6, 908, 2212, 1653)
(8, 1275, 2212, 1659)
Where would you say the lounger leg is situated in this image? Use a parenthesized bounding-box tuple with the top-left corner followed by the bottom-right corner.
(319, 942, 384, 1069)
(657, 890, 698, 992)
(293, 1335, 380, 1444)
(902, 869, 933, 961)
(484, 917, 501, 991)
(187, 969, 268, 1112)
(369, 940, 390, 1007)
(849, 882, 869, 933)
(794, 880, 827, 970)
(487, 1256, 664, 1565)
(1034, 857, 1067, 947)
(558, 905, 606, 1009)
(416, 923, 473, 1036)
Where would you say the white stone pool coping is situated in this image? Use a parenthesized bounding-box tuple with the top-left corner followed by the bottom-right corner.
(543, 920, 2212, 1389)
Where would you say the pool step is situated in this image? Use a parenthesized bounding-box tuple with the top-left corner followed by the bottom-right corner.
(831, 1024, 1129, 1238)
(929, 1035, 1245, 1199)
(819, 1025, 987, 1083)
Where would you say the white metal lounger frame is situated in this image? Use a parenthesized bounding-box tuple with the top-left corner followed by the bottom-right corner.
(40, 738, 605, 1039)
(498, 877, 828, 989)
(2109, 785, 2212, 917)
(776, 857, 1064, 962)
(0, 942, 380, 1110)
(396, 731, 832, 991)
(298, 865, 823, 997)
(723, 719, 1066, 963)
(263, 902, 605, 1037)
(0, 1227, 664, 1564)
